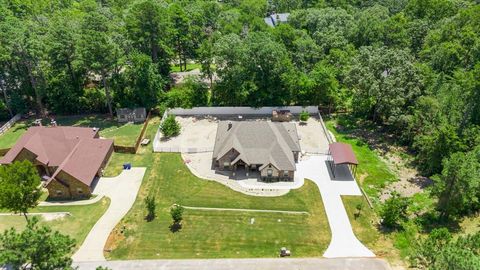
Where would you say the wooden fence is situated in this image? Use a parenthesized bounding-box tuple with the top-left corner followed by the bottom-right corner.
(133, 110, 153, 153)
(0, 114, 21, 135)
(111, 110, 153, 154)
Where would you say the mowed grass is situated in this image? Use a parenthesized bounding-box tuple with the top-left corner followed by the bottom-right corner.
(342, 196, 402, 261)
(0, 121, 31, 149)
(325, 118, 396, 201)
(0, 198, 110, 251)
(0, 114, 144, 148)
(104, 117, 331, 259)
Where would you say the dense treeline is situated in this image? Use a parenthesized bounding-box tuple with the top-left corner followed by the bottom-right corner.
(0, 0, 479, 216)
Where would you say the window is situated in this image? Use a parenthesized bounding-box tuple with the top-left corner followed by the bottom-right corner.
(119, 115, 125, 119)
(56, 190, 62, 195)
(284, 171, 289, 177)
(223, 161, 230, 168)
(267, 169, 273, 176)
(77, 188, 83, 194)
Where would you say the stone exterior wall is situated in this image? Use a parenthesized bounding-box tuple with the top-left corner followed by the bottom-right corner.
(260, 164, 294, 181)
(47, 170, 91, 199)
(216, 148, 239, 170)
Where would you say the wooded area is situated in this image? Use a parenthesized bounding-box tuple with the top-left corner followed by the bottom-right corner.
(0, 0, 479, 253)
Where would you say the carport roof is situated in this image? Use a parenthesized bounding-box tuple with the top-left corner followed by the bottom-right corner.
(329, 142, 358, 165)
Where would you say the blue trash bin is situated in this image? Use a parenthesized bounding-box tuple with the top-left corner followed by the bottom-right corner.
(123, 163, 132, 170)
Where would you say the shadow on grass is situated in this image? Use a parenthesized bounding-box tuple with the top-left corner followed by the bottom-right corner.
(169, 222, 182, 233)
(415, 211, 461, 233)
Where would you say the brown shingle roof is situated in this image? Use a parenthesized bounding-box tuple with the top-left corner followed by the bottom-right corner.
(0, 126, 113, 186)
(212, 121, 300, 170)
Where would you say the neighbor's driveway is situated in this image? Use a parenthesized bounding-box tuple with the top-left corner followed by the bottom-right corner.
(72, 167, 147, 262)
(296, 155, 375, 258)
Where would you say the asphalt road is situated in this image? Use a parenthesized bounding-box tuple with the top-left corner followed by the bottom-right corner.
(74, 258, 392, 270)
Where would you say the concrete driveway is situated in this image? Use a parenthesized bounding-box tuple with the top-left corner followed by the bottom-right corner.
(296, 155, 375, 258)
(72, 167, 147, 262)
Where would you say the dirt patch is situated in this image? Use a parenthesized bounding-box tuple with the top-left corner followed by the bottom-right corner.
(334, 119, 432, 201)
(379, 148, 433, 201)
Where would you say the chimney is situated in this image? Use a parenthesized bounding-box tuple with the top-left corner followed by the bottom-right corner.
(227, 121, 232, 131)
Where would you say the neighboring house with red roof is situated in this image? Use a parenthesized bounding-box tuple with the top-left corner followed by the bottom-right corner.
(0, 126, 114, 199)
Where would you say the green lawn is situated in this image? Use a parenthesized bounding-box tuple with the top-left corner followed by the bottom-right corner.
(170, 63, 201, 72)
(0, 198, 110, 250)
(325, 118, 397, 202)
(104, 117, 331, 259)
(0, 121, 32, 149)
(0, 114, 144, 148)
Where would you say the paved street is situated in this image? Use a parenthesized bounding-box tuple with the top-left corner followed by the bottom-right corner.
(74, 258, 391, 270)
(296, 155, 375, 258)
(72, 168, 146, 262)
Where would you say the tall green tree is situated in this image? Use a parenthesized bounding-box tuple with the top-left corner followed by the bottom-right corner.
(0, 160, 42, 222)
(117, 52, 165, 109)
(431, 146, 480, 219)
(346, 46, 422, 125)
(79, 7, 118, 116)
(0, 217, 75, 270)
(125, 0, 171, 77)
(169, 3, 193, 72)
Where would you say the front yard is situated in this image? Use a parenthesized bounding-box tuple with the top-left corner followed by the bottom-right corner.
(103, 117, 331, 259)
(0, 114, 144, 149)
(0, 198, 110, 251)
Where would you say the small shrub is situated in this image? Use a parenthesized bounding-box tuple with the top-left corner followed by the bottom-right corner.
(354, 202, 363, 219)
(170, 205, 184, 224)
(300, 110, 309, 121)
(161, 115, 180, 137)
(380, 192, 409, 229)
(144, 195, 156, 221)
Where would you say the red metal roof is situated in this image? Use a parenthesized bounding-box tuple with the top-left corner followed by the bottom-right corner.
(329, 142, 358, 165)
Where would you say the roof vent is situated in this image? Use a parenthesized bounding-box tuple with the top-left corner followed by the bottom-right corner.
(227, 121, 233, 131)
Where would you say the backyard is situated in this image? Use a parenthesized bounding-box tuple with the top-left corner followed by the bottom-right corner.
(103, 117, 331, 259)
(0, 114, 144, 149)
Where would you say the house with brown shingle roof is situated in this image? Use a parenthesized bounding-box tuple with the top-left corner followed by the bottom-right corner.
(212, 121, 300, 181)
(0, 126, 113, 199)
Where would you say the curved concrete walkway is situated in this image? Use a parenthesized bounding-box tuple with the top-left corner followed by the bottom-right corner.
(72, 167, 147, 262)
(296, 155, 375, 258)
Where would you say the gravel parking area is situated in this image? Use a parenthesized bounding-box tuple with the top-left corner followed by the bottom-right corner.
(155, 116, 218, 152)
(294, 117, 330, 154)
(154, 115, 330, 155)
